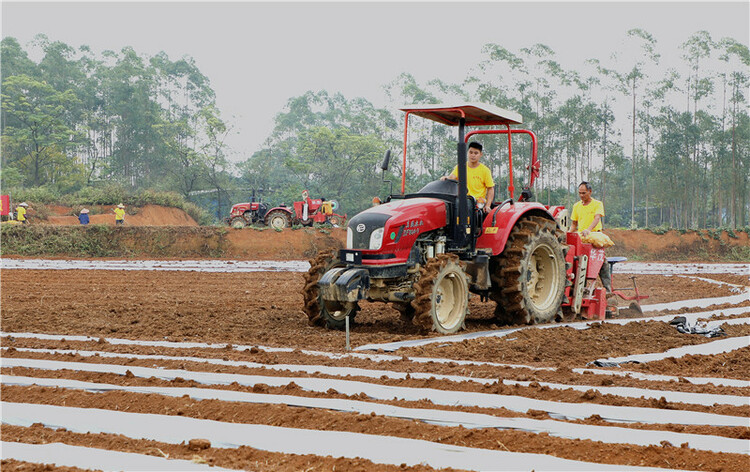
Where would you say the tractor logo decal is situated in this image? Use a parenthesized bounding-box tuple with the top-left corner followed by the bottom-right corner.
(485, 227, 499, 234)
(356, 224, 366, 233)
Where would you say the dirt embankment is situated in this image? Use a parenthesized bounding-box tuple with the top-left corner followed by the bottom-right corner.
(3, 226, 748, 261)
(2, 203, 748, 260)
(43, 204, 198, 226)
(607, 229, 750, 260)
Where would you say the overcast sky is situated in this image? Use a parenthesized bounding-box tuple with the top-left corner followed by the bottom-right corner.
(2, 1, 748, 163)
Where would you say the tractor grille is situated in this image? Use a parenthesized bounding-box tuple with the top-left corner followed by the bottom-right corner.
(347, 212, 391, 249)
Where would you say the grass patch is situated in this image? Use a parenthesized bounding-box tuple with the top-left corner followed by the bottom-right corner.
(1, 225, 227, 258)
(1, 225, 124, 257)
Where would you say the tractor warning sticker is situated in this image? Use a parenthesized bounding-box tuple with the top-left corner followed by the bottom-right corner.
(484, 227, 499, 234)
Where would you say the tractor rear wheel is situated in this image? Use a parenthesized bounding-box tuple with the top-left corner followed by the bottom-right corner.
(411, 254, 469, 333)
(230, 217, 246, 229)
(492, 217, 566, 325)
(265, 210, 290, 230)
(302, 250, 358, 329)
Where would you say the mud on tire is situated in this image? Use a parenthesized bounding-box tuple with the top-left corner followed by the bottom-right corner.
(410, 253, 469, 334)
(302, 249, 358, 329)
(491, 216, 567, 325)
(265, 210, 290, 230)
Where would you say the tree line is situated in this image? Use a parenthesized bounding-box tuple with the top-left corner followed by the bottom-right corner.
(2, 31, 748, 229)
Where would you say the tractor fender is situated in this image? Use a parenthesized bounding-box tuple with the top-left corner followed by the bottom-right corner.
(264, 206, 294, 216)
(476, 202, 555, 256)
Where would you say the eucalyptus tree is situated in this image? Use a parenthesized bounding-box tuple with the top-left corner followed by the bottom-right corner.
(593, 29, 659, 227)
(679, 31, 716, 228)
(716, 38, 750, 227)
(196, 105, 232, 217)
(98, 47, 163, 186)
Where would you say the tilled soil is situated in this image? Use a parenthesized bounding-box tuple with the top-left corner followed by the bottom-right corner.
(1, 266, 748, 471)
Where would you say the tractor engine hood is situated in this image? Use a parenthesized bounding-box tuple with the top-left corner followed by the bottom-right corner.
(347, 197, 447, 264)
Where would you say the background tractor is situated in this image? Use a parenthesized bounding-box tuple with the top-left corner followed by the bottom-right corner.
(228, 190, 346, 229)
(303, 103, 614, 333)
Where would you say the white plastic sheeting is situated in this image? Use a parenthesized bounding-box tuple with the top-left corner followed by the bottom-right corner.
(571, 368, 750, 388)
(3, 357, 746, 427)
(5, 375, 747, 455)
(0, 402, 692, 472)
(0, 330, 555, 371)
(3, 259, 747, 275)
(614, 262, 750, 275)
(597, 335, 750, 365)
(355, 307, 750, 351)
(4, 329, 748, 387)
(0, 441, 230, 471)
(638, 288, 750, 313)
(0, 258, 309, 272)
(6, 347, 747, 407)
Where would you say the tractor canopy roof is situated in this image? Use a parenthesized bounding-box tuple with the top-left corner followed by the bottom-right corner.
(399, 103, 523, 127)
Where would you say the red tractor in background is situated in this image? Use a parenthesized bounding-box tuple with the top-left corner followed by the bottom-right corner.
(228, 191, 346, 229)
(303, 103, 629, 333)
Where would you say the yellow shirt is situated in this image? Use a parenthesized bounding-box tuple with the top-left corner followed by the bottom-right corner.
(114, 208, 125, 220)
(571, 198, 604, 232)
(451, 164, 494, 201)
(16, 207, 26, 221)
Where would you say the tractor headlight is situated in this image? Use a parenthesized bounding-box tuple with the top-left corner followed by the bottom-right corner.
(347, 227, 353, 248)
(369, 227, 384, 250)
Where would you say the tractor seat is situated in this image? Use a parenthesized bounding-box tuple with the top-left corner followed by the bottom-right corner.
(607, 256, 627, 272)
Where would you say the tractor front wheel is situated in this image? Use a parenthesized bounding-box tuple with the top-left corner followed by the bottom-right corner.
(411, 254, 469, 334)
(265, 210, 290, 230)
(302, 250, 359, 329)
(328, 215, 343, 227)
(230, 217, 246, 229)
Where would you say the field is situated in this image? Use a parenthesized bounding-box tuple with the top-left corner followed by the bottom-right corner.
(1, 218, 749, 471)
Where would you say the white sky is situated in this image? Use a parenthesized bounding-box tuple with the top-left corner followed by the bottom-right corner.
(2, 1, 748, 164)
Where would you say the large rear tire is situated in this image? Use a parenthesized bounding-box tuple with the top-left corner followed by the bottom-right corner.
(302, 250, 358, 329)
(492, 216, 566, 325)
(265, 210, 290, 230)
(411, 254, 469, 334)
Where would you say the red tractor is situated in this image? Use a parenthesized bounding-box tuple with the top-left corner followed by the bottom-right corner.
(303, 103, 621, 333)
(228, 191, 346, 229)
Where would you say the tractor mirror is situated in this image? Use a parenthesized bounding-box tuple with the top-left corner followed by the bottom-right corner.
(380, 150, 391, 171)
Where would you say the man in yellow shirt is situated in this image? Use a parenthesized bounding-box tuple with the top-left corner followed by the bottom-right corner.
(113, 204, 126, 225)
(441, 142, 495, 205)
(570, 181, 611, 293)
(15, 202, 29, 224)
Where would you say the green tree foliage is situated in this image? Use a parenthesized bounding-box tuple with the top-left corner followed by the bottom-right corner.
(1, 31, 747, 228)
(1, 36, 231, 219)
(1, 74, 85, 188)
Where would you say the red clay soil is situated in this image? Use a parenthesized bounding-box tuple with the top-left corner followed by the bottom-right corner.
(1, 265, 748, 471)
(42, 204, 198, 226)
(2, 215, 749, 470)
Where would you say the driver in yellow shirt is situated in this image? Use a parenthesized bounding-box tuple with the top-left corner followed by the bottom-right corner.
(441, 142, 495, 206)
(571, 181, 611, 293)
